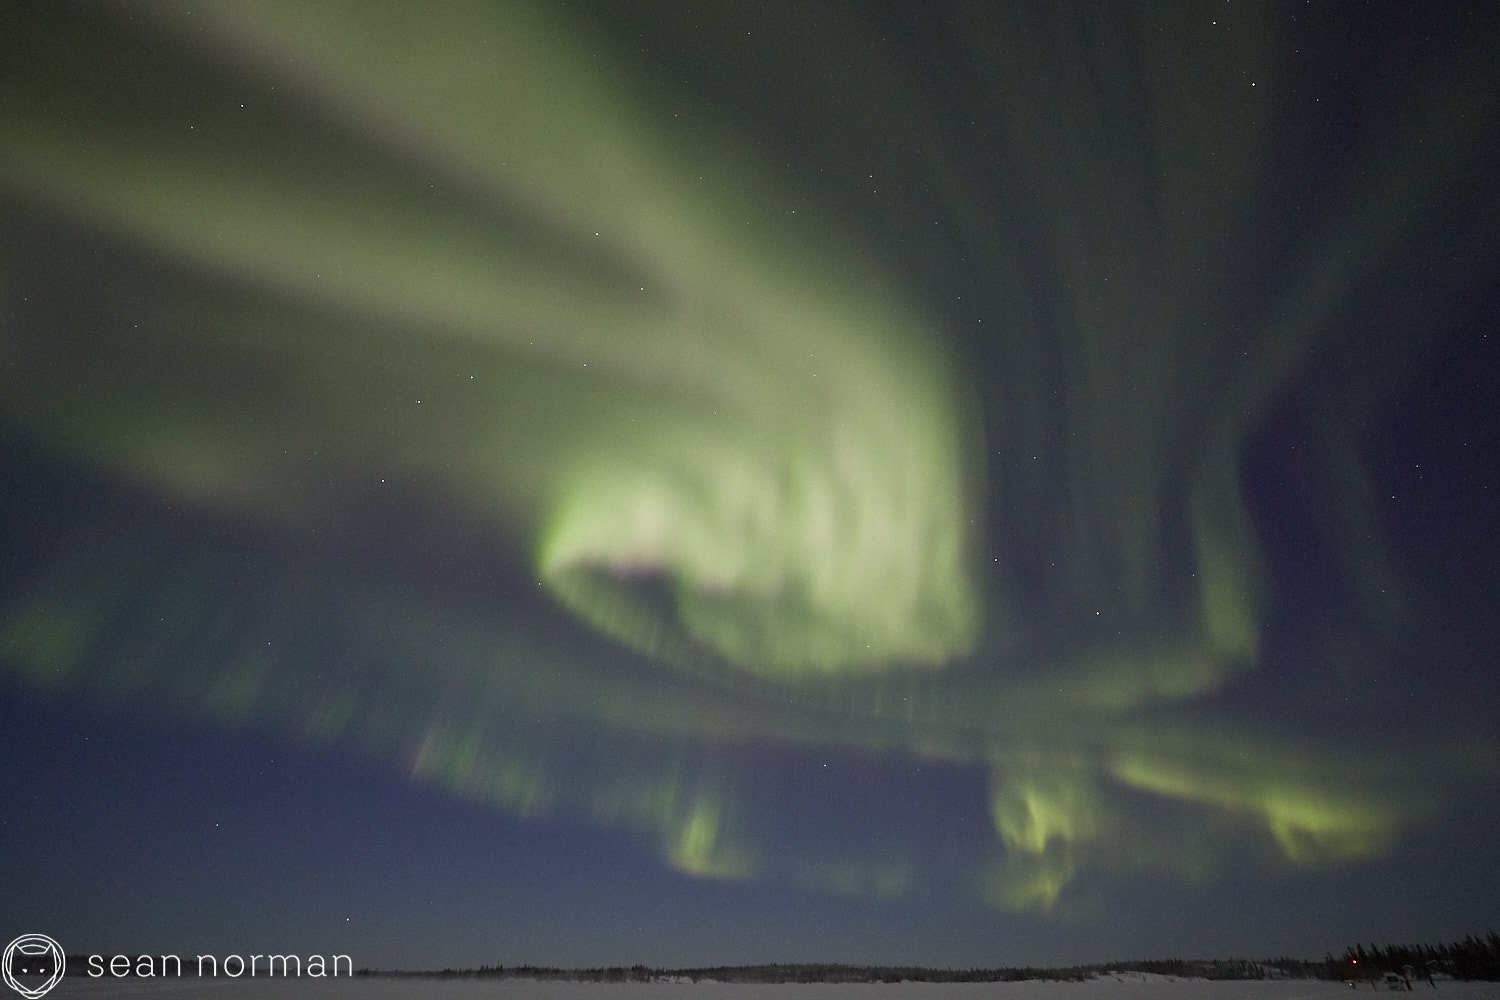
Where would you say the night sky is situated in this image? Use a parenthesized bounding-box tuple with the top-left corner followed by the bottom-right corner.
(2, 0, 1498, 971)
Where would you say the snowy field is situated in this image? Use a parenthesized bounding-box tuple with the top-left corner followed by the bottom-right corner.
(40, 976, 1500, 1000)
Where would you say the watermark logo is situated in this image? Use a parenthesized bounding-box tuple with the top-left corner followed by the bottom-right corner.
(3, 934, 65, 999)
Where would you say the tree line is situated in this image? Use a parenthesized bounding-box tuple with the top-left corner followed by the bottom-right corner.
(1327, 933, 1500, 982)
(64, 931, 1500, 983)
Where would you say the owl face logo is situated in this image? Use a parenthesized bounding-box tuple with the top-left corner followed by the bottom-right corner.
(3, 935, 65, 999)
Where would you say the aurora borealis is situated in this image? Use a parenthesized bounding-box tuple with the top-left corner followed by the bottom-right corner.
(2, 0, 1498, 968)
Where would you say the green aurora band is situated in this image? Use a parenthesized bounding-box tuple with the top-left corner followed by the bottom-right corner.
(0, 0, 978, 679)
(1, 1, 1495, 911)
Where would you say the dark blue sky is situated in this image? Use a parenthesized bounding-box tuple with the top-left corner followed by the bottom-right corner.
(1, 0, 1497, 969)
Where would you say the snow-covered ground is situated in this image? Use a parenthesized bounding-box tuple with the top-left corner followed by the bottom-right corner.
(42, 975, 1500, 1000)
